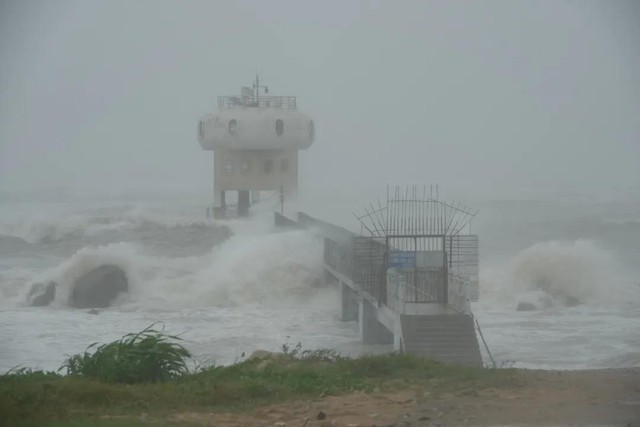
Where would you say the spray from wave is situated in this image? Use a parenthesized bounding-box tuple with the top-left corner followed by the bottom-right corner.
(3, 211, 327, 309)
(480, 239, 638, 309)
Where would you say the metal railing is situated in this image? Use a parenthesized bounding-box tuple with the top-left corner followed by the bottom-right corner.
(217, 95, 297, 110)
(447, 273, 472, 314)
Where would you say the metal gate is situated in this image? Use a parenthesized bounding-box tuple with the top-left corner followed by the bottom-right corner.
(387, 235, 448, 303)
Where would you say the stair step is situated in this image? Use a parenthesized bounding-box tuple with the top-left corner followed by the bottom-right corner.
(399, 314, 483, 366)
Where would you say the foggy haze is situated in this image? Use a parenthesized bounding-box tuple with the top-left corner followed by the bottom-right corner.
(1, 0, 639, 199)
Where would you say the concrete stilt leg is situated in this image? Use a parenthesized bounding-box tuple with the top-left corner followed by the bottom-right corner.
(213, 190, 226, 219)
(359, 299, 394, 344)
(394, 320, 404, 352)
(238, 191, 250, 217)
(341, 282, 359, 322)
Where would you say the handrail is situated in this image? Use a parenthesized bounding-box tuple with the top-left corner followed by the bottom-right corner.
(443, 300, 496, 369)
(474, 316, 497, 369)
(217, 95, 297, 110)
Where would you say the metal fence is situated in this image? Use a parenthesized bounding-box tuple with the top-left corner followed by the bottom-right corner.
(217, 95, 297, 110)
(447, 234, 479, 301)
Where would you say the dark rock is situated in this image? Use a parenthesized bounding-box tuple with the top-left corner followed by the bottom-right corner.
(27, 281, 57, 306)
(87, 309, 99, 315)
(516, 302, 537, 311)
(69, 265, 128, 308)
(317, 411, 326, 420)
(564, 296, 580, 307)
(249, 349, 285, 360)
(0, 235, 30, 255)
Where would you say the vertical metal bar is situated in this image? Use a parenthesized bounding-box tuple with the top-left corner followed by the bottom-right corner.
(443, 235, 448, 303)
(412, 185, 416, 237)
(369, 204, 384, 237)
(420, 185, 427, 241)
(394, 186, 398, 237)
(404, 186, 409, 238)
(440, 201, 444, 237)
(377, 199, 387, 237)
(386, 185, 389, 234)
(365, 206, 381, 237)
(413, 236, 418, 302)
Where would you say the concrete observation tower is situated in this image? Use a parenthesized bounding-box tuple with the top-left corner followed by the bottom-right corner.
(198, 76, 315, 218)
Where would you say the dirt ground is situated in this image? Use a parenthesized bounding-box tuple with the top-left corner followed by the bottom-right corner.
(168, 368, 640, 427)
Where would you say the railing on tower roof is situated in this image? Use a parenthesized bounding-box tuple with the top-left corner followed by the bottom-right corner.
(217, 95, 297, 111)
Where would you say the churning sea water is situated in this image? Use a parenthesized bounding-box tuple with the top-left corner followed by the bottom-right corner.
(0, 190, 638, 372)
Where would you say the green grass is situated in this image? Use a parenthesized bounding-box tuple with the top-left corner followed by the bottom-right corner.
(0, 329, 522, 426)
(12, 422, 158, 427)
(60, 324, 192, 384)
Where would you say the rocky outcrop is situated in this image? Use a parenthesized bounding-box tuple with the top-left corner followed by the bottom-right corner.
(249, 349, 285, 360)
(26, 281, 57, 306)
(564, 296, 580, 307)
(69, 265, 128, 308)
(0, 235, 30, 255)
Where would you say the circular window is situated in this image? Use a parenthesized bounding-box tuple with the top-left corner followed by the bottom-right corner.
(228, 119, 237, 135)
(308, 120, 315, 141)
(275, 119, 284, 136)
(264, 158, 273, 174)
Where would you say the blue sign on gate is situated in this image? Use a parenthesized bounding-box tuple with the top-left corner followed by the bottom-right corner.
(388, 251, 416, 268)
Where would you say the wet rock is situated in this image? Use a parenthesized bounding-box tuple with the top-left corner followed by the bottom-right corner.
(0, 235, 30, 255)
(317, 411, 327, 420)
(27, 281, 57, 306)
(516, 302, 537, 311)
(564, 296, 580, 307)
(69, 265, 128, 308)
(250, 349, 285, 360)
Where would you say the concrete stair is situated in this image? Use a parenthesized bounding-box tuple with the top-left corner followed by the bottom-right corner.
(400, 314, 483, 366)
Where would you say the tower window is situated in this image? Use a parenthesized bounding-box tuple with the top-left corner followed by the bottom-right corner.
(224, 159, 233, 174)
(275, 119, 284, 136)
(229, 119, 237, 135)
(264, 158, 273, 174)
(199, 120, 205, 139)
(309, 120, 315, 141)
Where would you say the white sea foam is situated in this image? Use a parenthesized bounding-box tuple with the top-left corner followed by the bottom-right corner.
(479, 239, 639, 309)
(1, 196, 639, 372)
(4, 215, 324, 309)
(0, 207, 220, 244)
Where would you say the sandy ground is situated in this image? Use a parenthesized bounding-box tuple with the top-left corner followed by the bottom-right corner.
(168, 368, 640, 427)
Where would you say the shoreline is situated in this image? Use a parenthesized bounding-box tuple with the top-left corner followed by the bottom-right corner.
(173, 367, 640, 427)
(2, 353, 638, 426)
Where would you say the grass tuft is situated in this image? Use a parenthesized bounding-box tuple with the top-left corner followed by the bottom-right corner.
(59, 323, 192, 384)
(0, 330, 521, 425)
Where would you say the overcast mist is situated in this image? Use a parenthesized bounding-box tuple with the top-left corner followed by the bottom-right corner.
(4, 3, 640, 418)
(1, 0, 639, 198)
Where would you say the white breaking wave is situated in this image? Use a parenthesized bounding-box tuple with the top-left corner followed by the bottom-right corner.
(0, 207, 220, 244)
(479, 239, 639, 309)
(4, 215, 325, 309)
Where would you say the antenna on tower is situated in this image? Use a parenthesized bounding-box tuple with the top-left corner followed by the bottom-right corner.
(253, 72, 269, 105)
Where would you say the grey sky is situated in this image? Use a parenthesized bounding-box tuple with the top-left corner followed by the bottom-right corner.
(1, 0, 639, 198)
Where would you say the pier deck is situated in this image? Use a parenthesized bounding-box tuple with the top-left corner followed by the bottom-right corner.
(276, 208, 485, 367)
